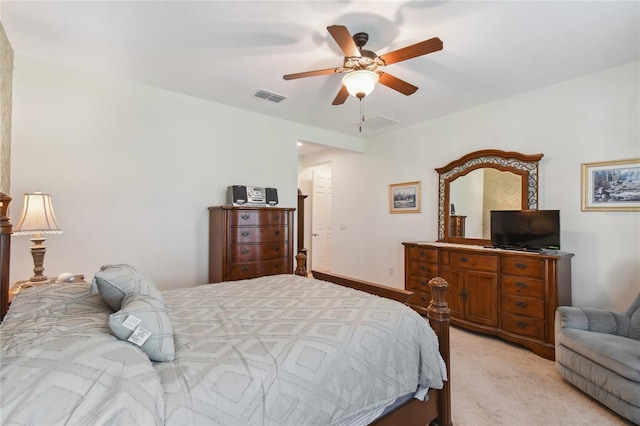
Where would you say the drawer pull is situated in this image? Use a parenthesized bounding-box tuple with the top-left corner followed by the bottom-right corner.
(516, 301, 528, 308)
(515, 281, 528, 289)
(517, 321, 529, 328)
(515, 262, 527, 270)
(420, 280, 427, 287)
(420, 250, 427, 257)
(273, 246, 280, 252)
(274, 214, 280, 221)
(241, 231, 250, 237)
(240, 266, 250, 273)
(240, 248, 250, 255)
(240, 214, 250, 221)
(460, 256, 468, 263)
(274, 263, 280, 268)
(420, 295, 428, 304)
(274, 230, 281, 236)
(420, 265, 427, 272)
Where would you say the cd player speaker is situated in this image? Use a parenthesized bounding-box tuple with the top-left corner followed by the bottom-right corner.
(229, 185, 248, 205)
(266, 188, 278, 206)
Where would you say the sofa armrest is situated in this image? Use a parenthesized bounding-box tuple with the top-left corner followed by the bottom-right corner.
(556, 306, 630, 336)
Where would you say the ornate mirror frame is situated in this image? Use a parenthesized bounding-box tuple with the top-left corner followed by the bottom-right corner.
(436, 149, 544, 245)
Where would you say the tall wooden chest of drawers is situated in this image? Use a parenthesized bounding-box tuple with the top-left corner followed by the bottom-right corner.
(209, 206, 295, 283)
(403, 242, 573, 360)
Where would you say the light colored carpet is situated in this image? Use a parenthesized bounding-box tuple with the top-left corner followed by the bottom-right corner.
(449, 326, 633, 425)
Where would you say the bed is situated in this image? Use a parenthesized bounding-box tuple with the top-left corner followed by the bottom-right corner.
(0, 192, 452, 426)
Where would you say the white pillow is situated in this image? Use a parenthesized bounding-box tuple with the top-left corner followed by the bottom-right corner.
(90, 264, 164, 310)
(108, 293, 175, 362)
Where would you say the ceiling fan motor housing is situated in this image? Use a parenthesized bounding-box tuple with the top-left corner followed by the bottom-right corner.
(353, 32, 369, 48)
(347, 32, 380, 69)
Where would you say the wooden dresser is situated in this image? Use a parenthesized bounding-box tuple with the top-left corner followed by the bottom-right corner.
(209, 206, 295, 283)
(403, 241, 573, 359)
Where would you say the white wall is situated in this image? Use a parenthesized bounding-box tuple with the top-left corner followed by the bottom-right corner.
(324, 61, 640, 311)
(9, 55, 363, 289)
(9, 55, 639, 311)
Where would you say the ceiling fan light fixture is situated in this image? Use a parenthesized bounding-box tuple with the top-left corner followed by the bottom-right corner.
(342, 70, 379, 99)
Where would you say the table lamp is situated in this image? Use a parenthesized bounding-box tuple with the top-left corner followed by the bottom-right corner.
(13, 192, 62, 283)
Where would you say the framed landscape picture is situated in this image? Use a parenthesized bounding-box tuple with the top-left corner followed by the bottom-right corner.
(389, 181, 421, 214)
(581, 158, 640, 211)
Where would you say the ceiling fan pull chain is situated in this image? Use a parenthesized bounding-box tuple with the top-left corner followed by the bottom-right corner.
(359, 98, 364, 133)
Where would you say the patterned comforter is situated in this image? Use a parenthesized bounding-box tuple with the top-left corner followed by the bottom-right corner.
(1, 274, 445, 425)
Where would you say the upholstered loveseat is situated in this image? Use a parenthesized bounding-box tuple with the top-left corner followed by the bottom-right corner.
(555, 293, 640, 424)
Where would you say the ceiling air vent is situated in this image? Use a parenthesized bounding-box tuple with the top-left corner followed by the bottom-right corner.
(255, 89, 287, 103)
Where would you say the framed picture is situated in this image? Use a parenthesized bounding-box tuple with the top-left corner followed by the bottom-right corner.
(581, 158, 640, 211)
(389, 181, 421, 214)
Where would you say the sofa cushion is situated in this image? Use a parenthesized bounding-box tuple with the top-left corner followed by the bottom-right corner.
(626, 292, 640, 340)
(556, 306, 630, 336)
(557, 328, 640, 383)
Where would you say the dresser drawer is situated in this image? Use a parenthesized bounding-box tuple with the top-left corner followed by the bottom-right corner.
(442, 250, 498, 272)
(500, 294, 544, 319)
(230, 242, 288, 262)
(230, 225, 289, 243)
(406, 275, 433, 295)
(408, 290, 432, 309)
(407, 247, 438, 263)
(500, 276, 544, 298)
(501, 257, 544, 279)
(407, 261, 438, 278)
(229, 210, 289, 226)
(229, 258, 291, 280)
(501, 312, 545, 339)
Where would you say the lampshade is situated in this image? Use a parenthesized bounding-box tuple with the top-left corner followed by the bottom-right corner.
(13, 192, 62, 235)
(342, 70, 379, 99)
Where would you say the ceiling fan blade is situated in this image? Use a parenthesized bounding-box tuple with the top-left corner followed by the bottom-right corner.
(327, 25, 360, 57)
(379, 37, 443, 65)
(283, 68, 342, 80)
(378, 72, 418, 95)
(332, 85, 349, 105)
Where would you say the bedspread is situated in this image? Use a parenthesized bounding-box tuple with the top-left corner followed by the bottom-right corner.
(0, 274, 444, 426)
(158, 274, 444, 426)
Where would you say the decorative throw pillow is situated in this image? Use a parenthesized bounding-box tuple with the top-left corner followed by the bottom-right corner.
(108, 293, 175, 362)
(90, 264, 164, 310)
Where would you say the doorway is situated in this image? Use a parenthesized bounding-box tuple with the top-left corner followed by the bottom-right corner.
(311, 169, 332, 272)
(297, 162, 332, 273)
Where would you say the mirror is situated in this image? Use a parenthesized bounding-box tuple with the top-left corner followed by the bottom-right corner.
(449, 169, 523, 239)
(436, 150, 543, 245)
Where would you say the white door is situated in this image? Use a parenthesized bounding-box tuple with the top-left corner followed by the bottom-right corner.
(311, 171, 332, 272)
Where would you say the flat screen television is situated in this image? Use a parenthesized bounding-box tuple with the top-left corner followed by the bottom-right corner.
(490, 210, 560, 251)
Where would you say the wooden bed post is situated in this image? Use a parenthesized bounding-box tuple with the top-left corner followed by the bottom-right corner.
(428, 277, 451, 426)
(0, 193, 12, 321)
(295, 252, 307, 277)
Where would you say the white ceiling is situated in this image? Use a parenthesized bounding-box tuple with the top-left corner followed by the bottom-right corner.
(1, 1, 639, 139)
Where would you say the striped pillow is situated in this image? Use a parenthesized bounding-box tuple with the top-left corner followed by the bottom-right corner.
(90, 264, 164, 310)
(108, 293, 175, 362)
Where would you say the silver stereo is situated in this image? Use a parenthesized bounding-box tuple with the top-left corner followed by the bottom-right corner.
(228, 185, 278, 206)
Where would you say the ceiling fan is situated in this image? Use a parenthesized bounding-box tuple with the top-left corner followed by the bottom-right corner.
(283, 25, 443, 105)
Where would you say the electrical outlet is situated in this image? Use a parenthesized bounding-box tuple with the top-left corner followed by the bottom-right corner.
(387, 266, 393, 275)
